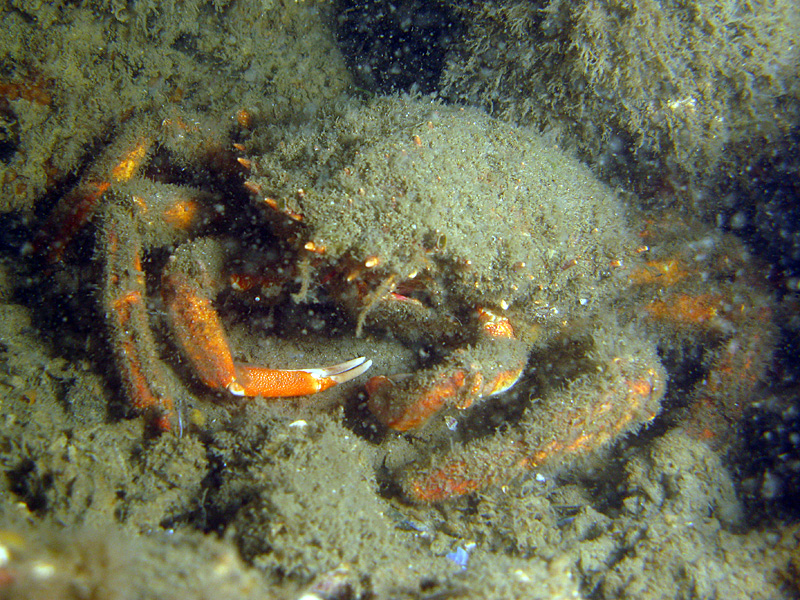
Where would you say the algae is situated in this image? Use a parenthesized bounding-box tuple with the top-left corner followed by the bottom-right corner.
(0, 1, 797, 599)
(441, 0, 800, 185)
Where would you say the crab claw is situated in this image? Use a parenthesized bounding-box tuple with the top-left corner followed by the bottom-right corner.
(163, 267, 372, 400)
(366, 308, 529, 431)
(231, 357, 373, 397)
(366, 369, 476, 431)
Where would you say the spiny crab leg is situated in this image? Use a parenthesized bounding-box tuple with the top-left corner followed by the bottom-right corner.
(104, 208, 177, 431)
(403, 352, 665, 503)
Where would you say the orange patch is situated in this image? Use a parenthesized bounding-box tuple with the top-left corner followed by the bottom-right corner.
(162, 274, 236, 390)
(643, 293, 721, 325)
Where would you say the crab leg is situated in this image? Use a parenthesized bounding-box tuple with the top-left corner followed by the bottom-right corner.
(38, 133, 151, 262)
(401, 331, 666, 502)
(103, 208, 177, 431)
(162, 255, 371, 398)
(162, 271, 239, 391)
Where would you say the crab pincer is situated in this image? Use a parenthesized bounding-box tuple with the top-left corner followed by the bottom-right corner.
(231, 357, 373, 398)
(366, 308, 529, 431)
(162, 259, 371, 400)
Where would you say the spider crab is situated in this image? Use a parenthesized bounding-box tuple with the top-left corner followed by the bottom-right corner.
(240, 96, 774, 502)
(38, 96, 774, 503)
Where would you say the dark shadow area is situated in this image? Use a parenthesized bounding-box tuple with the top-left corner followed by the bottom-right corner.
(334, 0, 461, 94)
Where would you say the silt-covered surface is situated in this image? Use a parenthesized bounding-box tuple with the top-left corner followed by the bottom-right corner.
(0, 1, 798, 599)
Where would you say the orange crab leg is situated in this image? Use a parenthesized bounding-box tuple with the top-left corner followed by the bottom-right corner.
(42, 181, 111, 261)
(162, 269, 371, 398)
(162, 272, 238, 391)
(108, 289, 175, 432)
(40, 138, 150, 262)
(366, 370, 471, 431)
(403, 359, 665, 503)
(103, 211, 176, 430)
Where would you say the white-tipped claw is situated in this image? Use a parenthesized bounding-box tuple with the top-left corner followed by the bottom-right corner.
(228, 380, 246, 396)
(304, 356, 373, 384)
(226, 356, 372, 398)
